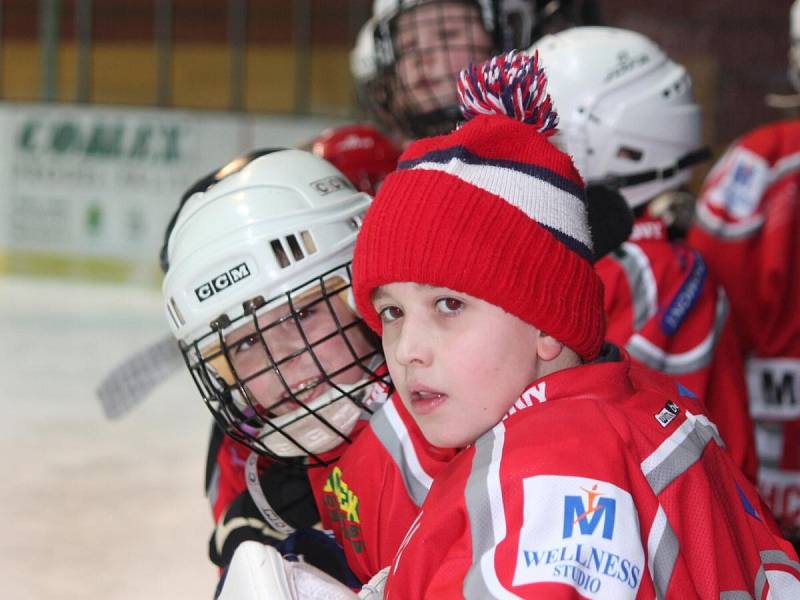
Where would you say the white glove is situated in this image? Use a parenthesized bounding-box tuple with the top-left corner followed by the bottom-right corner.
(357, 566, 390, 600)
(218, 541, 359, 600)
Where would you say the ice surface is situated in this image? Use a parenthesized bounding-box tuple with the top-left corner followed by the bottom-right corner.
(0, 275, 218, 599)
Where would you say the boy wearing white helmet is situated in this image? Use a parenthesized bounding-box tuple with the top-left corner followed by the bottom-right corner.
(161, 149, 391, 587)
(688, 0, 800, 549)
(531, 26, 758, 482)
(363, 0, 600, 141)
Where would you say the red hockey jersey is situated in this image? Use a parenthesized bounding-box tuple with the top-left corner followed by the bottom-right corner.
(206, 377, 392, 573)
(384, 350, 800, 599)
(596, 219, 757, 482)
(317, 393, 456, 583)
(688, 119, 800, 533)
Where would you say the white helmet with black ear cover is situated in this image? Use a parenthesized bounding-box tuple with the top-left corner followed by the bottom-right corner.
(530, 26, 709, 210)
(162, 149, 389, 466)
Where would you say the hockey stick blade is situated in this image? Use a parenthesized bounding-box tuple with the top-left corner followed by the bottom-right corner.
(96, 333, 184, 420)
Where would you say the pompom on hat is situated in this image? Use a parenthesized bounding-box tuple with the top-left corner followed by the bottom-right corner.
(352, 51, 605, 360)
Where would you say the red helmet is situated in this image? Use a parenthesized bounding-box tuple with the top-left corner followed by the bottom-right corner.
(311, 123, 401, 195)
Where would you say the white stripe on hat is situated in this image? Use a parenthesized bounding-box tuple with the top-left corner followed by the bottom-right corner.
(410, 157, 593, 252)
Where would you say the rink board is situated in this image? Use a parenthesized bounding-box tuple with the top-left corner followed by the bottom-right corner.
(0, 102, 343, 284)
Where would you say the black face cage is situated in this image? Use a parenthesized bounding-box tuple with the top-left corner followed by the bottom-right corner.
(373, 1, 495, 139)
(180, 263, 390, 468)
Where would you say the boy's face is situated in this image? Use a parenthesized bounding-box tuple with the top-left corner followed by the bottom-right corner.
(221, 288, 374, 417)
(389, 1, 493, 117)
(372, 282, 542, 448)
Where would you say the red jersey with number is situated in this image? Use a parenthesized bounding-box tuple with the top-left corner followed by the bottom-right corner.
(689, 119, 800, 531)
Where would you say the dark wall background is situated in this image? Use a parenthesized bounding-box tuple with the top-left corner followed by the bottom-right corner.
(602, 1, 793, 154)
(0, 1, 794, 153)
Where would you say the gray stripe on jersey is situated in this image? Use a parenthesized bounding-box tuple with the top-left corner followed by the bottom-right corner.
(642, 414, 722, 495)
(648, 506, 679, 599)
(625, 292, 729, 375)
(719, 592, 754, 599)
(463, 426, 521, 599)
(369, 402, 430, 507)
(609, 242, 658, 332)
(464, 430, 500, 599)
(761, 549, 800, 571)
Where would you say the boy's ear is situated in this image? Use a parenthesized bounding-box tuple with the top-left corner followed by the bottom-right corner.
(536, 332, 564, 362)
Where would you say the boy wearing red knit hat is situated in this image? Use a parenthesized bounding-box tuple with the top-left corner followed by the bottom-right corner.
(350, 52, 800, 599)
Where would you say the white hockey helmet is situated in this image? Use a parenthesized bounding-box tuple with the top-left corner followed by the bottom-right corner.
(531, 26, 708, 209)
(350, 18, 396, 133)
(162, 149, 388, 466)
(790, 0, 800, 91)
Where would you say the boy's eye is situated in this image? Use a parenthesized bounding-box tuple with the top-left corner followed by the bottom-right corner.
(377, 305, 403, 323)
(294, 306, 314, 321)
(232, 333, 261, 354)
(438, 27, 463, 42)
(436, 297, 464, 314)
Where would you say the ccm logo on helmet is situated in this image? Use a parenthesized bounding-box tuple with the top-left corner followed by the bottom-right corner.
(310, 175, 354, 196)
(195, 263, 251, 302)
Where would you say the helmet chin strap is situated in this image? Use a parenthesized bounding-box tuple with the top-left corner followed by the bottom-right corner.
(244, 451, 297, 536)
(591, 146, 711, 191)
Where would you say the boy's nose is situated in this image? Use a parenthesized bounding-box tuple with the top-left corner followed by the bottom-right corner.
(394, 317, 432, 367)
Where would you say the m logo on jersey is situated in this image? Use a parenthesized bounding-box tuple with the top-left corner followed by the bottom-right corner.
(514, 475, 643, 598)
(563, 484, 616, 540)
(732, 162, 753, 185)
(708, 148, 767, 219)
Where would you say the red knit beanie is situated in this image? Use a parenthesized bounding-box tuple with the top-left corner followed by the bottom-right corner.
(352, 51, 605, 360)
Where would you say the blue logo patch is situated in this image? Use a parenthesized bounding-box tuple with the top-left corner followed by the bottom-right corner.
(514, 476, 644, 597)
(563, 484, 617, 540)
(712, 148, 767, 219)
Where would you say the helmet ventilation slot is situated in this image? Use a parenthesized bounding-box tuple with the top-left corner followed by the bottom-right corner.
(286, 234, 305, 261)
(300, 230, 317, 254)
(270, 230, 318, 269)
(617, 146, 643, 162)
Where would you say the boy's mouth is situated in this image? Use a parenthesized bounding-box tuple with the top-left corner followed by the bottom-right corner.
(409, 387, 448, 415)
(269, 376, 324, 416)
